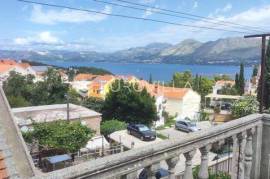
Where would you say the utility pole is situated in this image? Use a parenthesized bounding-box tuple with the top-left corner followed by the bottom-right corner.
(244, 33, 270, 113)
(65, 93, 70, 122)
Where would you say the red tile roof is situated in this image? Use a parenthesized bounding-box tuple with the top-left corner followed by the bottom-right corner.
(74, 73, 97, 81)
(138, 80, 190, 99)
(0, 65, 15, 73)
(0, 152, 8, 179)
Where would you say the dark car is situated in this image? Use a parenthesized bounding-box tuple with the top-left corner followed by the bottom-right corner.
(127, 124, 156, 141)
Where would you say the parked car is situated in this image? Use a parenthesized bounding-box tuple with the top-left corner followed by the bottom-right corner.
(127, 124, 156, 141)
(175, 120, 201, 132)
(221, 102, 232, 111)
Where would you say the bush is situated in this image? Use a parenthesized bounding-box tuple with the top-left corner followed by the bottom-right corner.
(101, 120, 127, 136)
(231, 96, 259, 119)
(23, 121, 93, 153)
(193, 166, 231, 179)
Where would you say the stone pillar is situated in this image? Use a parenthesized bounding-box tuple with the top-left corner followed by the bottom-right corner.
(183, 150, 196, 179)
(244, 128, 255, 179)
(231, 135, 239, 179)
(198, 145, 211, 179)
(260, 115, 270, 179)
(166, 156, 179, 179)
(237, 132, 247, 179)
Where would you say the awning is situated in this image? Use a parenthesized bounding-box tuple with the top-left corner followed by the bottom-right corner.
(46, 154, 71, 164)
(86, 136, 110, 150)
(205, 94, 242, 100)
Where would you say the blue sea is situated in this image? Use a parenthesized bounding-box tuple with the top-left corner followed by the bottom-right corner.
(49, 61, 253, 82)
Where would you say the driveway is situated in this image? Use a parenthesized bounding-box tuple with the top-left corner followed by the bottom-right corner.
(159, 121, 212, 139)
(109, 130, 163, 149)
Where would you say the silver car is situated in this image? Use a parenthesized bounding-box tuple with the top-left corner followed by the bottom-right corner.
(175, 120, 201, 132)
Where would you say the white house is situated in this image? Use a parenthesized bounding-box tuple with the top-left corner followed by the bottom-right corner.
(162, 87, 201, 120)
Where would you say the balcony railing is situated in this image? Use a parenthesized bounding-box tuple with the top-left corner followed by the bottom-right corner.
(36, 114, 270, 179)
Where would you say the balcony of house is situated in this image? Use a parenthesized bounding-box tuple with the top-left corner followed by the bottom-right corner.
(37, 113, 270, 179)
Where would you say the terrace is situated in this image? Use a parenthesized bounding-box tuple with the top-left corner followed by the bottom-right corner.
(1, 86, 270, 179)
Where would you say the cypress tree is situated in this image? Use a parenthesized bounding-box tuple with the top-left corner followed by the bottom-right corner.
(258, 41, 270, 109)
(148, 73, 153, 84)
(235, 73, 240, 94)
(239, 63, 245, 95)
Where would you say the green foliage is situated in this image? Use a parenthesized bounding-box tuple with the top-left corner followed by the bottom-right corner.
(24, 121, 93, 153)
(231, 96, 259, 119)
(252, 65, 258, 77)
(156, 133, 168, 140)
(72, 66, 112, 75)
(258, 40, 270, 109)
(67, 88, 81, 104)
(218, 84, 239, 95)
(194, 76, 214, 98)
(82, 97, 104, 113)
(100, 120, 127, 136)
(214, 75, 232, 81)
(3, 68, 69, 107)
(239, 63, 245, 95)
(7, 95, 30, 107)
(67, 68, 76, 81)
(102, 79, 157, 125)
(171, 71, 192, 88)
(199, 111, 209, 121)
(164, 116, 175, 127)
(193, 166, 231, 179)
(148, 73, 153, 84)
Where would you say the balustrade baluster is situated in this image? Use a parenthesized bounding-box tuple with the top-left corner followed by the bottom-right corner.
(166, 156, 179, 179)
(244, 128, 255, 179)
(237, 132, 247, 179)
(183, 150, 196, 179)
(198, 145, 211, 179)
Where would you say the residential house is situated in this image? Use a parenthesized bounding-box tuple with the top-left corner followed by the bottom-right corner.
(212, 80, 235, 95)
(71, 73, 98, 96)
(12, 103, 102, 134)
(87, 75, 115, 99)
(138, 81, 201, 124)
(0, 59, 35, 84)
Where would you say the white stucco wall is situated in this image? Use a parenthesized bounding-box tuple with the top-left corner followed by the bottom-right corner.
(165, 90, 201, 120)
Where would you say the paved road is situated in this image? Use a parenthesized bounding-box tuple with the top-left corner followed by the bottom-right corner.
(159, 121, 212, 139)
(109, 130, 163, 149)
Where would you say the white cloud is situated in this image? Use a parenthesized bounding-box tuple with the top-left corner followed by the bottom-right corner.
(142, 5, 160, 18)
(30, 5, 112, 25)
(193, 1, 198, 9)
(140, 0, 156, 4)
(14, 31, 61, 45)
(214, 3, 232, 15)
(8, 4, 270, 51)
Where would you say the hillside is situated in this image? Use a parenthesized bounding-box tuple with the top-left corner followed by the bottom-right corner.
(0, 37, 261, 65)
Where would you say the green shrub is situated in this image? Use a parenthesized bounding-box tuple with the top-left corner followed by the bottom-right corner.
(101, 119, 127, 136)
(231, 96, 259, 118)
(193, 165, 231, 179)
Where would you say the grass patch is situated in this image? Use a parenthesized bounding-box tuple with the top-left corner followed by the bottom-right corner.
(156, 133, 169, 140)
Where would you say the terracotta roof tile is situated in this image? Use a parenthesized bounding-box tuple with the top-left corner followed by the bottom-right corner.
(215, 80, 235, 86)
(93, 75, 114, 82)
(17, 63, 31, 69)
(74, 73, 97, 81)
(0, 152, 8, 179)
(0, 65, 15, 73)
(0, 59, 17, 65)
(137, 80, 190, 99)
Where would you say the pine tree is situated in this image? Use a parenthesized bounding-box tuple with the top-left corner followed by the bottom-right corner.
(239, 63, 245, 95)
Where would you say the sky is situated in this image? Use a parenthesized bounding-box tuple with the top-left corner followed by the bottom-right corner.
(0, 0, 270, 52)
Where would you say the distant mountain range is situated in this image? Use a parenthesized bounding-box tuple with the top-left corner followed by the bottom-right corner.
(0, 37, 262, 65)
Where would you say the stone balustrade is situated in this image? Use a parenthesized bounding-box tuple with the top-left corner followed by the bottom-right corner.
(36, 114, 270, 179)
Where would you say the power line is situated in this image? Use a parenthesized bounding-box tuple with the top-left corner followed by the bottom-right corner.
(18, 0, 253, 34)
(93, 0, 265, 33)
(112, 0, 269, 32)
